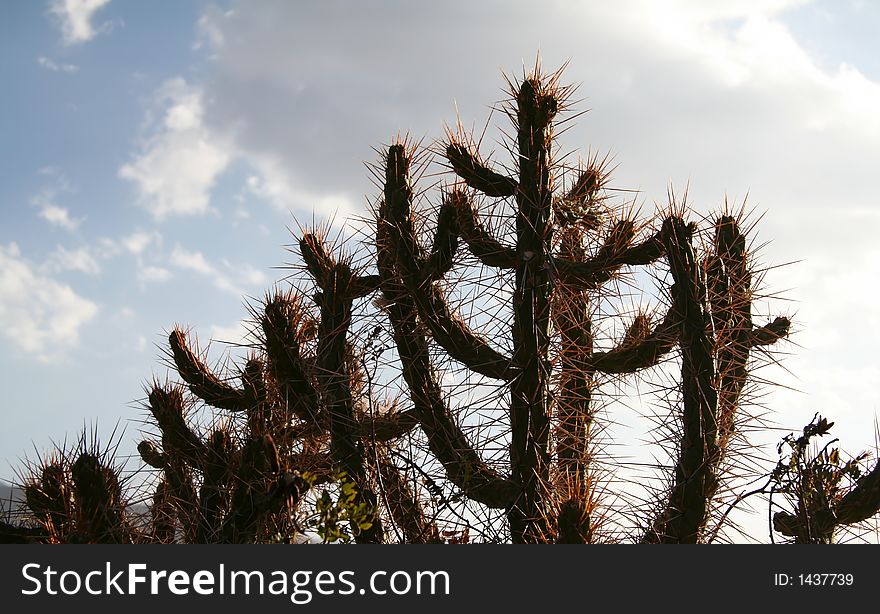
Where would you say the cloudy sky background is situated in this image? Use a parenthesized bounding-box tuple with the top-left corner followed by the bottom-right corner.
(2, 0, 880, 538)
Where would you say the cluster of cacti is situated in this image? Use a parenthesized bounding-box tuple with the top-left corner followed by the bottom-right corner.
(8, 62, 880, 545)
(5, 434, 137, 544)
(132, 276, 429, 543)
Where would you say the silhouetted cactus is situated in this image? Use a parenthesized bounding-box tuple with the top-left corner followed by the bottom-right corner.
(374, 65, 795, 543)
(13, 60, 880, 545)
(17, 436, 136, 543)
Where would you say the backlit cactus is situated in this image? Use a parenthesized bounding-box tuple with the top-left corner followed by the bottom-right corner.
(11, 61, 880, 545)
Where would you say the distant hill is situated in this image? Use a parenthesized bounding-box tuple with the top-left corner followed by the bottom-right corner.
(0, 481, 26, 517)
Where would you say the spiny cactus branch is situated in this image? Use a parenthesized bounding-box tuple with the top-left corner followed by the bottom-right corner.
(383, 145, 517, 381)
(445, 142, 518, 198)
(587, 304, 679, 374)
(553, 227, 665, 289)
(377, 450, 441, 543)
(169, 330, 252, 412)
(261, 293, 321, 423)
(376, 169, 518, 508)
(423, 196, 460, 281)
(450, 189, 517, 268)
(147, 385, 206, 467)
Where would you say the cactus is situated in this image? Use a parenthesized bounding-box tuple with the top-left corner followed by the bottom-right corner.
(17, 433, 137, 543)
(372, 64, 800, 543)
(12, 60, 880, 544)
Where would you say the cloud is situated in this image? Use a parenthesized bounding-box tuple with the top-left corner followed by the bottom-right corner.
(31, 173, 84, 231)
(244, 158, 361, 227)
(194, 0, 880, 217)
(36, 56, 79, 74)
(119, 78, 232, 220)
(169, 244, 266, 296)
(194, 6, 231, 53)
(121, 229, 162, 255)
(169, 245, 213, 276)
(0, 243, 98, 360)
(48, 0, 112, 45)
(137, 265, 172, 285)
(38, 205, 82, 231)
(42, 245, 101, 276)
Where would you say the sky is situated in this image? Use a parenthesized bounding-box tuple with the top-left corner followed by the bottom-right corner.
(2, 0, 880, 539)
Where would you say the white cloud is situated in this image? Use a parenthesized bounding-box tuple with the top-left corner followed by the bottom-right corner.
(36, 56, 79, 74)
(244, 159, 361, 228)
(224, 260, 267, 287)
(31, 174, 84, 232)
(42, 245, 101, 276)
(38, 205, 82, 231)
(119, 78, 232, 220)
(169, 245, 214, 276)
(121, 229, 161, 255)
(48, 0, 112, 45)
(137, 265, 172, 284)
(0, 243, 98, 360)
(169, 244, 266, 296)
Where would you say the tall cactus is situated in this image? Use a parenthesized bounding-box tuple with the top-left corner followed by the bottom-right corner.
(376, 65, 793, 543)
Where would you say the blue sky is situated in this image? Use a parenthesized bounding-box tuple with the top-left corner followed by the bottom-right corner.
(2, 0, 880, 539)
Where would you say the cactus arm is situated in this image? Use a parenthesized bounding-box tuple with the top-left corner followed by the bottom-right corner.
(162, 459, 201, 543)
(147, 385, 207, 467)
(70, 454, 129, 543)
(588, 304, 680, 374)
(196, 430, 235, 543)
(145, 385, 209, 542)
(422, 196, 459, 281)
(168, 329, 251, 411)
(556, 499, 590, 544)
(219, 435, 280, 543)
(348, 274, 381, 299)
(449, 188, 518, 269)
(749, 317, 791, 346)
(384, 145, 516, 381)
(831, 461, 880, 526)
(709, 217, 790, 523)
(375, 170, 518, 509)
(360, 408, 419, 442)
(553, 261, 594, 477)
(445, 142, 518, 198)
(377, 451, 441, 543)
(710, 216, 752, 454)
(384, 297, 518, 508)
(261, 294, 322, 423)
(552, 227, 665, 289)
(774, 459, 880, 540)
